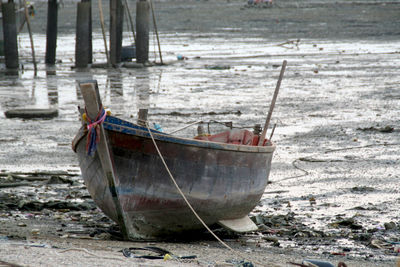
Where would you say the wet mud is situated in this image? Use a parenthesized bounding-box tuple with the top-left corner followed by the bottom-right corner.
(1, 0, 400, 266)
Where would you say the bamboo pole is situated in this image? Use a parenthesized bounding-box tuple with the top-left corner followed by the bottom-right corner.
(123, 0, 136, 45)
(98, 0, 110, 66)
(149, 0, 163, 64)
(258, 60, 287, 146)
(23, 0, 37, 75)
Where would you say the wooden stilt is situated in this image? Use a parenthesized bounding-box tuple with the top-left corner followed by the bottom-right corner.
(137, 109, 148, 126)
(110, 0, 124, 66)
(45, 0, 58, 65)
(88, 0, 93, 64)
(136, 0, 149, 64)
(2, 2, 19, 70)
(75, 1, 91, 68)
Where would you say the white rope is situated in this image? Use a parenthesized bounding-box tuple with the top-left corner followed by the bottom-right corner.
(145, 122, 234, 249)
(144, 122, 272, 266)
(168, 120, 203, 135)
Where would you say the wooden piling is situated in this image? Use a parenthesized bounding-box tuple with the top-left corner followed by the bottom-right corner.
(137, 109, 148, 126)
(2, 2, 19, 69)
(110, 0, 124, 66)
(75, 1, 91, 68)
(45, 0, 58, 65)
(136, 0, 150, 64)
(88, 0, 93, 64)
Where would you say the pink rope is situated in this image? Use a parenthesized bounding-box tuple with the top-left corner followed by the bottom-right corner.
(87, 110, 106, 131)
(85, 106, 107, 156)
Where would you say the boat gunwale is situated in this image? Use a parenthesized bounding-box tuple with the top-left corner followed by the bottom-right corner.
(104, 116, 276, 154)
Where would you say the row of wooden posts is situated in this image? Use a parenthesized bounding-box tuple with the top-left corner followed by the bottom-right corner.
(1, 0, 152, 71)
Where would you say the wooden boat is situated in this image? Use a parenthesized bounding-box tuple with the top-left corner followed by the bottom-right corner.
(72, 81, 277, 239)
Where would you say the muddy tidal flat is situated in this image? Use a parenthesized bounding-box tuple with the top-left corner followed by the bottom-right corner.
(0, 0, 400, 266)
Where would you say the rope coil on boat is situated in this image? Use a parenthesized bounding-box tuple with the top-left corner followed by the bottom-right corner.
(84, 105, 107, 156)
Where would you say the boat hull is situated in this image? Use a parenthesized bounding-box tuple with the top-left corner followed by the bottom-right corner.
(75, 116, 275, 239)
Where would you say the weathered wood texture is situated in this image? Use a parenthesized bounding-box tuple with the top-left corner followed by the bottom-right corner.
(79, 81, 130, 239)
(45, 0, 58, 64)
(110, 0, 124, 66)
(2, 2, 19, 69)
(259, 60, 287, 145)
(75, 115, 275, 239)
(75, 2, 91, 68)
(136, 0, 150, 63)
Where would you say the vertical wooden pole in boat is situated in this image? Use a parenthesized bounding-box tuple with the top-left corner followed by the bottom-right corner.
(149, 0, 163, 64)
(75, 1, 91, 68)
(110, 0, 124, 66)
(258, 60, 287, 146)
(2, 1, 19, 70)
(136, 0, 150, 63)
(137, 109, 148, 126)
(45, 0, 58, 65)
(79, 81, 129, 239)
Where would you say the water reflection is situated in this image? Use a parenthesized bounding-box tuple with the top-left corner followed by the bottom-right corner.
(0, 74, 20, 114)
(101, 68, 153, 119)
(46, 74, 59, 106)
(134, 69, 150, 111)
(107, 69, 123, 98)
(45, 65, 57, 76)
(74, 72, 94, 101)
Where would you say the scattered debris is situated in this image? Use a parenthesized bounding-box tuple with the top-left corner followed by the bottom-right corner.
(370, 239, 392, 250)
(224, 259, 254, 267)
(0, 182, 32, 189)
(245, 0, 273, 8)
(4, 109, 58, 119)
(330, 218, 363, 230)
(288, 259, 347, 267)
(0, 260, 24, 267)
(350, 186, 375, 193)
(357, 125, 394, 133)
(177, 54, 188, 60)
(152, 111, 242, 117)
(205, 65, 231, 70)
(121, 246, 196, 260)
(277, 39, 300, 49)
(384, 221, 397, 230)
